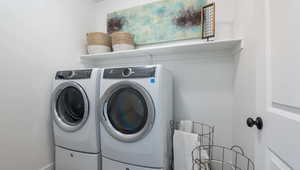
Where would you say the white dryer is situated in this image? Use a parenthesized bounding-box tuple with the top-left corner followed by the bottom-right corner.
(51, 69, 101, 170)
(99, 65, 173, 170)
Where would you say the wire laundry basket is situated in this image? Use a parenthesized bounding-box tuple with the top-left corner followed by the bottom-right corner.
(170, 120, 215, 169)
(192, 145, 255, 170)
(171, 121, 215, 147)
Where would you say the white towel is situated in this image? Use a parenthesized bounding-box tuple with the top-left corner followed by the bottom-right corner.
(173, 130, 210, 170)
(179, 120, 193, 133)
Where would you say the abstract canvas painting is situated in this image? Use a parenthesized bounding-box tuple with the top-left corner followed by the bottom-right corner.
(107, 0, 207, 45)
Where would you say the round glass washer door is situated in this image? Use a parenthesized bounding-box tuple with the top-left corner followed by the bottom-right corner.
(100, 81, 155, 143)
(52, 81, 89, 132)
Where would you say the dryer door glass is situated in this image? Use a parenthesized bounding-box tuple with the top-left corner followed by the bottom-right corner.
(56, 87, 86, 126)
(107, 87, 148, 134)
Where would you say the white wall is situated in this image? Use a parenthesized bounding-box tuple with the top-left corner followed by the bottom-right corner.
(0, 0, 95, 169)
(159, 53, 235, 147)
(92, 0, 237, 147)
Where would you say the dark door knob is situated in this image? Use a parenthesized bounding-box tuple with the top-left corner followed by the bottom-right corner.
(247, 117, 263, 130)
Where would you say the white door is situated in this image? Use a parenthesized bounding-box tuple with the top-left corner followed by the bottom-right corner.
(254, 0, 300, 169)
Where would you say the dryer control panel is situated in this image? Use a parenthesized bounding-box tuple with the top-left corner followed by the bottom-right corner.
(55, 69, 92, 80)
(103, 66, 156, 79)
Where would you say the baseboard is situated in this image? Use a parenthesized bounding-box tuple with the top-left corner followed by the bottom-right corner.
(39, 162, 54, 170)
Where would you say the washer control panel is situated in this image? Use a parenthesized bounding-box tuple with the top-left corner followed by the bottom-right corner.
(55, 69, 92, 80)
(103, 66, 156, 79)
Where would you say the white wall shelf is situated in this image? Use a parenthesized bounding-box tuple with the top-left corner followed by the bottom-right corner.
(80, 39, 242, 64)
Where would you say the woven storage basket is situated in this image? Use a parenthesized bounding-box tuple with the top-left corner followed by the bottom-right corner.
(87, 32, 111, 54)
(111, 32, 135, 51)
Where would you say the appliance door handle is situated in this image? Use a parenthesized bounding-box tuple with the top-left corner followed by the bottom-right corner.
(103, 102, 108, 121)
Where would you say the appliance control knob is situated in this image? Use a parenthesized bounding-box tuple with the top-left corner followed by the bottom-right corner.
(122, 68, 134, 77)
(66, 71, 75, 78)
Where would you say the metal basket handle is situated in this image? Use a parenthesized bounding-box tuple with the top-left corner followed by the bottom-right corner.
(231, 145, 245, 155)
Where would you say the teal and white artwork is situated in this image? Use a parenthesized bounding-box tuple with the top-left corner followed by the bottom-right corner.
(107, 0, 207, 45)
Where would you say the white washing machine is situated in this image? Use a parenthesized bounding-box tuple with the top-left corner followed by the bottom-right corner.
(51, 69, 101, 170)
(99, 65, 173, 170)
